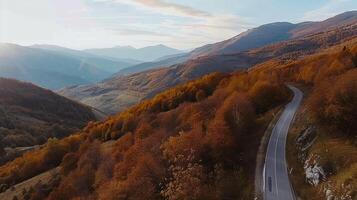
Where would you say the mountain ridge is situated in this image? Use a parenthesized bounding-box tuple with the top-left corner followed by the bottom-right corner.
(0, 77, 97, 164)
(84, 44, 183, 62)
(58, 14, 357, 114)
(115, 11, 357, 76)
(30, 44, 141, 73)
(0, 43, 115, 89)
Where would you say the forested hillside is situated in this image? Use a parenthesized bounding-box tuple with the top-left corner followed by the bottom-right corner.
(1, 1, 356, 199)
(0, 78, 96, 164)
(2, 37, 356, 200)
(0, 68, 291, 200)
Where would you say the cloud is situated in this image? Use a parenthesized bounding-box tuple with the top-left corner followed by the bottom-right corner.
(132, 0, 211, 17)
(93, 0, 211, 18)
(88, 0, 253, 49)
(112, 28, 170, 37)
(1, 0, 253, 50)
(142, 14, 252, 48)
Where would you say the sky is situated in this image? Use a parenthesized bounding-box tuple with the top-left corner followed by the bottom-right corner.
(0, 0, 356, 50)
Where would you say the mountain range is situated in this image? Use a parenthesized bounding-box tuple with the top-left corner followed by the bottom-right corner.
(30, 44, 142, 73)
(0, 44, 111, 89)
(2, 32, 355, 200)
(58, 11, 357, 114)
(189, 10, 357, 57)
(113, 11, 357, 77)
(0, 43, 184, 89)
(84, 44, 183, 62)
(4, 11, 356, 91)
(0, 9, 356, 200)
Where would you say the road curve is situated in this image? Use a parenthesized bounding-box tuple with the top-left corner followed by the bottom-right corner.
(264, 85, 303, 200)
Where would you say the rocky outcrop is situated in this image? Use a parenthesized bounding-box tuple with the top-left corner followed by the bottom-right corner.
(295, 127, 327, 186)
(304, 154, 326, 186)
(296, 126, 317, 162)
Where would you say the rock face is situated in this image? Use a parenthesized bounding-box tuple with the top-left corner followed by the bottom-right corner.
(304, 154, 326, 186)
(296, 127, 317, 162)
(296, 127, 326, 186)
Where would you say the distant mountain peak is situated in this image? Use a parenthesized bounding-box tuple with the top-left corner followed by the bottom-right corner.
(152, 44, 171, 48)
(84, 44, 183, 62)
(261, 21, 294, 26)
(140, 44, 178, 50)
(0, 43, 21, 48)
(113, 45, 136, 49)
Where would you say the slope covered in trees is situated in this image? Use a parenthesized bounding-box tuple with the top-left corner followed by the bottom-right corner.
(252, 39, 357, 199)
(0, 70, 291, 199)
(1, 29, 356, 200)
(252, 37, 357, 131)
(0, 78, 96, 164)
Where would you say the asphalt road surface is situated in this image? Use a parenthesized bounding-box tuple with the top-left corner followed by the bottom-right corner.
(264, 85, 303, 200)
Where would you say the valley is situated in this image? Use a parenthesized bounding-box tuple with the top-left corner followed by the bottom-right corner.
(0, 5, 356, 200)
(59, 12, 357, 114)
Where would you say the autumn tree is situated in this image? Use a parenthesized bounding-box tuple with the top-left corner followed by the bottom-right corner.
(248, 81, 290, 114)
(48, 140, 101, 199)
(0, 143, 5, 158)
(308, 69, 357, 135)
(195, 89, 207, 101)
(161, 150, 209, 200)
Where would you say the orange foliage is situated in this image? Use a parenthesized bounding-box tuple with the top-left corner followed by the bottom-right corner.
(308, 69, 357, 135)
(48, 140, 101, 200)
(39, 68, 291, 199)
(0, 134, 83, 187)
(2, 35, 357, 200)
(248, 80, 290, 113)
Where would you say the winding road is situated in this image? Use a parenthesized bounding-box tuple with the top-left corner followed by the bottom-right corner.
(264, 85, 303, 200)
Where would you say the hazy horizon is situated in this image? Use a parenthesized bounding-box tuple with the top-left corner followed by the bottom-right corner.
(0, 42, 187, 51)
(1, 0, 357, 50)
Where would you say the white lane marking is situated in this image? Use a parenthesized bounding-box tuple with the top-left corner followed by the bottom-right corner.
(263, 163, 266, 193)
